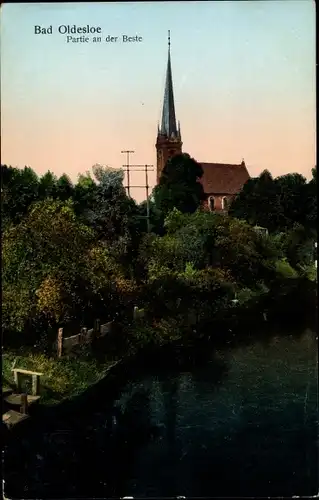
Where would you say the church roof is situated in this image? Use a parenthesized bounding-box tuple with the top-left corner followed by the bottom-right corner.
(160, 31, 180, 139)
(199, 161, 250, 195)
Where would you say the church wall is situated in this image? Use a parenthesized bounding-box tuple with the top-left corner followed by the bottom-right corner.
(156, 137, 182, 183)
(202, 194, 234, 212)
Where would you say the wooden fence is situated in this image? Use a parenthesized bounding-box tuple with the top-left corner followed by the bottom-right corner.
(133, 306, 145, 320)
(57, 319, 114, 358)
(56, 306, 146, 357)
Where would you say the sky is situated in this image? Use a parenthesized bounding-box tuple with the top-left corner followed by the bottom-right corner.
(1, 1, 316, 202)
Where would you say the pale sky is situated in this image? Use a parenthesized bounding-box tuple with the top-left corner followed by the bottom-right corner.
(1, 1, 316, 202)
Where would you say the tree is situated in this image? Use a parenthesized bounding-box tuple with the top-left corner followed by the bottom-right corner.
(277, 223, 316, 269)
(275, 173, 308, 227)
(56, 174, 74, 201)
(229, 169, 316, 234)
(153, 153, 205, 215)
(73, 171, 97, 218)
(138, 199, 165, 235)
(85, 165, 128, 239)
(73, 165, 143, 279)
(2, 198, 96, 343)
(304, 166, 317, 233)
(38, 171, 58, 200)
(1, 167, 73, 229)
(229, 170, 286, 232)
(1, 165, 39, 228)
(164, 209, 221, 269)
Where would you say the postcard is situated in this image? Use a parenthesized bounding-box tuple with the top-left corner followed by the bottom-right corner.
(1, 2, 317, 498)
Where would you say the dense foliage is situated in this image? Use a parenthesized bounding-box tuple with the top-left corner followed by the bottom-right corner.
(229, 168, 317, 234)
(1, 160, 317, 354)
(153, 153, 205, 215)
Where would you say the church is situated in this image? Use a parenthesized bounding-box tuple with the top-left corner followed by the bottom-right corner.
(155, 33, 250, 212)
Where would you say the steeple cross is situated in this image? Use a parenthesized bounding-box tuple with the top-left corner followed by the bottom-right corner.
(168, 30, 170, 49)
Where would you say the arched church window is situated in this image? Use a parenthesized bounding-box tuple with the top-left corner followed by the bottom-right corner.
(221, 196, 228, 210)
(208, 196, 215, 212)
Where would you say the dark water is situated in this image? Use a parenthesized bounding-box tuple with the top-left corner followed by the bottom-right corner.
(4, 328, 318, 498)
(114, 329, 318, 497)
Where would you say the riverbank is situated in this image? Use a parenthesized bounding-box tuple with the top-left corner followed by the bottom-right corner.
(2, 351, 119, 407)
(2, 272, 317, 425)
(1, 317, 179, 410)
(3, 277, 317, 411)
(3, 326, 317, 499)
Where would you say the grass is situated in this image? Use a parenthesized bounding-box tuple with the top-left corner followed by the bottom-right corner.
(2, 350, 117, 406)
(303, 264, 317, 282)
(1, 318, 185, 407)
(1, 320, 171, 407)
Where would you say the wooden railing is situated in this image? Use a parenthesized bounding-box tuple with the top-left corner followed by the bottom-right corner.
(12, 368, 43, 396)
(57, 319, 114, 357)
(56, 306, 146, 357)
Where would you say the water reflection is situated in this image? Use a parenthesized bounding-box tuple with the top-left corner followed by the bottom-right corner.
(119, 329, 317, 497)
(161, 378, 178, 446)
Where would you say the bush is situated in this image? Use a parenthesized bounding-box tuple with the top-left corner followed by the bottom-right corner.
(275, 258, 299, 279)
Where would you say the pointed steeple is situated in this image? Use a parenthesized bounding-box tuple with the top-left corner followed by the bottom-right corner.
(160, 30, 179, 138)
(156, 31, 182, 185)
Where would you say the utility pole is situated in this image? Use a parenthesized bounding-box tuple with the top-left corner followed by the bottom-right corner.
(121, 150, 135, 197)
(120, 162, 154, 232)
(145, 164, 150, 234)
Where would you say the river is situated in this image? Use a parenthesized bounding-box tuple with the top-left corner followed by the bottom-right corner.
(3, 327, 318, 498)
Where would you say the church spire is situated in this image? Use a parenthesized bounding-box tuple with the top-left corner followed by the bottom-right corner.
(160, 30, 179, 138)
(156, 31, 182, 185)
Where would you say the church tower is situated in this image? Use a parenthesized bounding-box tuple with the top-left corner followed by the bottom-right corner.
(156, 31, 182, 184)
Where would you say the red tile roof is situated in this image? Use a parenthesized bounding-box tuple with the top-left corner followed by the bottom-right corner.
(199, 161, 250, 195)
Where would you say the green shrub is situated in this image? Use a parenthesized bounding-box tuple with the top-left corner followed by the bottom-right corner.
(275, 258, 299, 279)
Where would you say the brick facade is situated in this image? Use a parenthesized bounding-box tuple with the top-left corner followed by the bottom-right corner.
(202, 194, 234, 212)
(156, 134, 182, 184)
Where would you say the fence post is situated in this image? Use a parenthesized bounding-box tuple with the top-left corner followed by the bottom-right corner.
(133, 306, 138, 320)
(81, 327, 87, 343)
(94, 318, 101, 339)
(13, 370, 20, 392)
(20, 393, 28, 415)
(32, 374, 40, 396)
(57, 328, 63, 358)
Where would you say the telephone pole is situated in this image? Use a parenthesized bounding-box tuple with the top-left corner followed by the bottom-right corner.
(121, 162, 154, 232)
(145, 164, 151, 233)
(121, 150, 135, 197)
